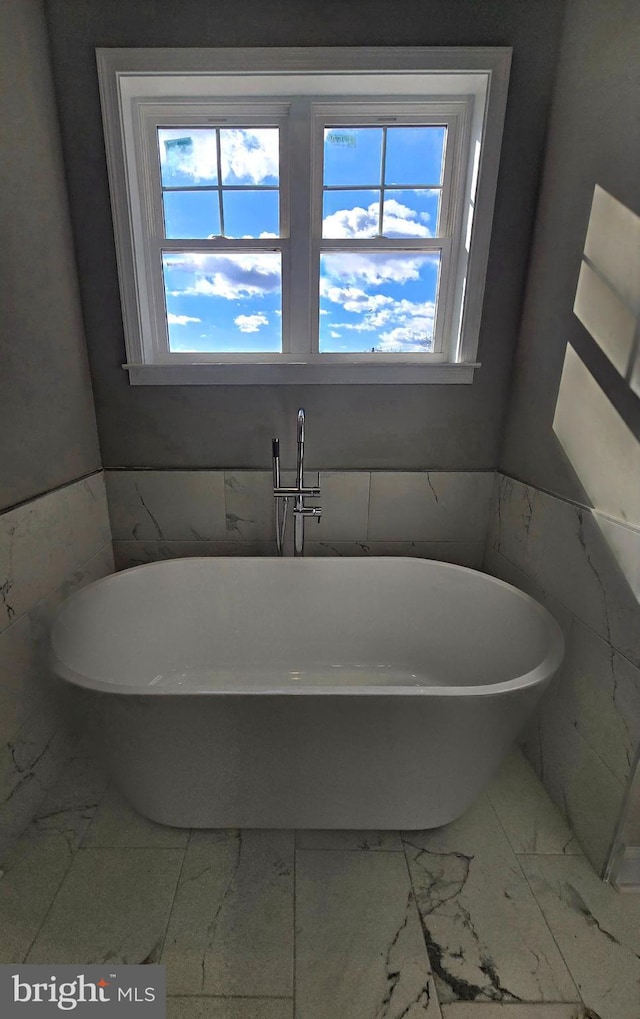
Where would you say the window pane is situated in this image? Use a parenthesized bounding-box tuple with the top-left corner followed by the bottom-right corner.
(158, 128, 218, 187)
(323, 128, 383, 187)
(163, 191, 221, 239)
(162, 251, 281, 353)
(322, 189, 380, 238)
(220, 129, 279, 185)
(223, 190, 279, 238)
(382, 189, 440, 238)
(319, 251, 441, 353)
(384, 127, 446, 186)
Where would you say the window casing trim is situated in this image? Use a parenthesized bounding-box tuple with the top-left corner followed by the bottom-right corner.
(97, 46, 511, 384)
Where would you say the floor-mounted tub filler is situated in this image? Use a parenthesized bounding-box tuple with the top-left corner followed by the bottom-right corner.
(50, 557, 563, 830)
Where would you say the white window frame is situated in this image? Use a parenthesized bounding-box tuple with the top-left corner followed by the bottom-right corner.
(97, 47, 511, 385)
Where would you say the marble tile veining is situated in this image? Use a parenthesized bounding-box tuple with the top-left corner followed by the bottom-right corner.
(105, 470, 227, 541)
(521, 853, 640, 1019)
(404, 797, 579, 1005)
(296, 848, 440, 1018)
(368, 471, 494, 543)
(162, 830, 294, 997)
(296, 829, 403, 851)
(442, 1005, 595, 1018)
(82, 784, 190, 849)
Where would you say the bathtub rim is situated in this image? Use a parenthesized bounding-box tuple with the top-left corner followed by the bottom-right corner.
(49, 556, 565, 699)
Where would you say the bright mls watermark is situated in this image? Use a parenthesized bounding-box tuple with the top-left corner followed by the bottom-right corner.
(0, 966, 165, 1017)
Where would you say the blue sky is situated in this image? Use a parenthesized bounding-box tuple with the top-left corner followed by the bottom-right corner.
(158, 126, 445, 354)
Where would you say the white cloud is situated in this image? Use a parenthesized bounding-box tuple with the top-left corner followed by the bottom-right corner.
(235, 313, 269, 333)
(165, 252, 280, 300)
(160, 127, 278, 186)
(167, 313, 201, 326)
(322, 199, 432, 240)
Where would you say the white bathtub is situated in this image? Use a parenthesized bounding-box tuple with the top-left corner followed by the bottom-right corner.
(50, 557, 563, 829)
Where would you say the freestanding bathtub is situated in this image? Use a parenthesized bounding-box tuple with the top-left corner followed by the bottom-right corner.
(50, 557, 563, 830)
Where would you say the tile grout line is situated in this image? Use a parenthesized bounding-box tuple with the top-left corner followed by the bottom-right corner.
(399, 832, 444, 1018)
(156, 827, 192, 967)
(486, 793, 585, 1008)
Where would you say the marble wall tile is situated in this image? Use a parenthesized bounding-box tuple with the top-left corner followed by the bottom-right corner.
(105, 470, 227, 541)
(368, 472, 495, 543)
(520, 853, 640, 1019)
(0, 472, 110, 633)
(554, 618, 640, 785)
(403, 796, 578, 1006)
(488, 475, 640, 669)
(519, 682, 626, 876)
(162, 829, 294, 997)
(112, 539, 278, 570)
(296, 848, 440, 1018)
(26, 846, 184, 965)
(314, 472, 370, 541)
(224, 470, 274, 539)
(167, 1000, 294, 1019)
(486, 749, 582, 856)
(304, 540, 485, 568)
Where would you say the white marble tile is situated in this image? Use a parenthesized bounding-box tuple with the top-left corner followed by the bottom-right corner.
(482, 548, 573, 638)
(521, 853, 640, 1019)
(0, 472, 110, 633)
(82, 784, 189, 848)
(486, 749, 582, 856)
(296, 829, 403, 851)
(368, 472, 494, 543)
(30, 753, 108, 852)
(167, 999, 293, 1019)
(296, 848, 440, 1018)
(489, 476, 640, 670)
(0, 829, 75, 962)
(442, 1006, 590, 1018)
(26, 846, 184, 964)
(403, 796, 578, 1005)
(112, 539, 278, 570)
(313, 472, 370, 541)
(162, 830, 293, 997)
(105, 470, 227, 541)
(518, 693, 625, 876)
(304, 540, 485, 568)
(553, 618, 640, 785)
(224, 471, 274, 540)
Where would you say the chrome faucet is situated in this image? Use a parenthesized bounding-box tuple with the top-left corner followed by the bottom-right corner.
(272, 408, 321, 556)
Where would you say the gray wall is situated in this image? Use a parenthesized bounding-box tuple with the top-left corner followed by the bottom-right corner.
(500, 0, 640, 497)
(43, 0, 565, 471)
(0, 0, 100, 513)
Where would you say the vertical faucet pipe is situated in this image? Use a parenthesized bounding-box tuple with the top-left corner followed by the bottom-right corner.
(296, 408, 305, 491)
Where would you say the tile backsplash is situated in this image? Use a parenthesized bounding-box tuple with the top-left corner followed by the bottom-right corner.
(106, 469, 495, 571)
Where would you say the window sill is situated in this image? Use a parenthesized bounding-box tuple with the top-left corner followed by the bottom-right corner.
(123, 362, 480, 385)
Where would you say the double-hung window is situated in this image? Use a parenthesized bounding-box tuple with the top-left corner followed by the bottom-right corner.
(97, 48, 510, 384)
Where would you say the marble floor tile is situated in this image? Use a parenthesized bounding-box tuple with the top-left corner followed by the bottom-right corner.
(486, 749, 582, 856)
(296, 848, 440, 1018)
(81, 784, 190, 848)
(162, 830, 293, 998)
(403, 797, 578, 1006)
(30, 753, 109, 852)
(0, 830, 74, 962)
(296, 829, 403, 851)
(26, 847, 184, 965)
(442, 1006, 592, 1018)
(520, 853, 640, 1019)
(167, 999, 294, 1019)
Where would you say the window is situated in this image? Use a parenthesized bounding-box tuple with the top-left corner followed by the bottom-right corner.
(97, 48, 511, 384)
